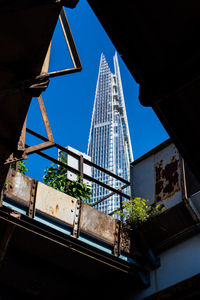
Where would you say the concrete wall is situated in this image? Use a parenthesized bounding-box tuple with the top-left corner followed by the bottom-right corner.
(131, 141, 185, 210)
(130, 232, 200, 299)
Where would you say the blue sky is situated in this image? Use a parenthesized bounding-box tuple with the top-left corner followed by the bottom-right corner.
(26, 0, 168, 181)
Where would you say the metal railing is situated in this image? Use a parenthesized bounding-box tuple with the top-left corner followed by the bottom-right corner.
(25, 128, 130, 216)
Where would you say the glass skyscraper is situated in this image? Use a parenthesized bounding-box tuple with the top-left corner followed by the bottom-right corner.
(87, 52, 133, 215)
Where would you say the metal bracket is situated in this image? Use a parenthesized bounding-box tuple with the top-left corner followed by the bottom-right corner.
(113, 220, 121, 257)
(27, 76, 49, 97)
(28, 179, 37, 218)
(4, 151, 28, 165)
(72, 200, 81, 238)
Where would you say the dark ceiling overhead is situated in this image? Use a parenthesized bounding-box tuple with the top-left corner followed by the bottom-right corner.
(87, 0, 200, 182)
(0, 0, 79, 189)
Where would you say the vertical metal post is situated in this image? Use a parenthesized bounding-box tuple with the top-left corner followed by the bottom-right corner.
(72, 200, 81, 238)
(18, 116, 27, 151)
(113, 220, 121, 257)
(28, 179, 37, 218)
(79, 155, 84, 184)
(119, 186, 123, 222)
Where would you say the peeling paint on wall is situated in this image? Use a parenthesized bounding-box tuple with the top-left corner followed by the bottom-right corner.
(155, 155, 180, 202)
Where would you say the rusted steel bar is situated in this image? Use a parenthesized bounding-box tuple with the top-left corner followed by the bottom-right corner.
(91, 184, 129, 207)
(46, 7, 82, 78)
(37, 95, 54, 142)
(41, 42, 51, 74)
(26, 128, 82, 159)
(84, 159, 130, 186)
(47, 67, 82, 78)
(25, 144, 130, 199)
(59, 7, 81, 69)
(119, 186, 123, 222)
(22, 95, 55, 155)
(25, 141, 55, 155)
(77, 173, 130, 200)
(26, 128, 130, 185)
(26, 128, 48, 141)
(109, 208, 122, 216)
(18, 117, 27, 151)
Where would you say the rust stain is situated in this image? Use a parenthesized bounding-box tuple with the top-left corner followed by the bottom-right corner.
(49, 206, 54, 216)
(55, 204, 59, 214)
(155, 155, 180, 202)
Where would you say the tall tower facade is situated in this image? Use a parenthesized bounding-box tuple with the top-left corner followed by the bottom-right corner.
(87, 53, 133, 215)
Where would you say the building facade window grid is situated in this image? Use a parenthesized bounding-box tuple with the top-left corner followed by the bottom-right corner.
(87, 53, 133, 215)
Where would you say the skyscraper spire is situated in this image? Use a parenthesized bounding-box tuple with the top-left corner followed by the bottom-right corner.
(87, 53, 133, 215)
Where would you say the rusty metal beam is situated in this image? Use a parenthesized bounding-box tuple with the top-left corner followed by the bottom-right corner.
(41, 42, 51, 74)
(46, 7, 82, 78)
(25, 141, 55, 155)
(25, 143, 130, 200)
(23, 95, 55, 155)
(17, 117, 27, 151)
(26, 128, 130, 186)
(37, 95, 54, 142)
(91, 184, 129, 207)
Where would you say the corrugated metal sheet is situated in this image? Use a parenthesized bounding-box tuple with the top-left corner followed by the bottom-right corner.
(35, 182, 77, 226)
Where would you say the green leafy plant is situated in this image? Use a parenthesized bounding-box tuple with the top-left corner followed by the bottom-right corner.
(116, 197, 165, 227)
(11, 160, 28, 175)
(43, 153, 91, 203)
